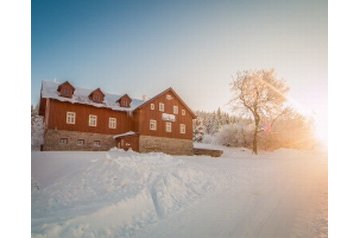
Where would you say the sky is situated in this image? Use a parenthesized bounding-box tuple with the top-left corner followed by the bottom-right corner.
(31, 0, 327, 141)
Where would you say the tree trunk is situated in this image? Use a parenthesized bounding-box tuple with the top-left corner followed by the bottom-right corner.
(252, 114, 259, 155)
(252, 128, 258, 154)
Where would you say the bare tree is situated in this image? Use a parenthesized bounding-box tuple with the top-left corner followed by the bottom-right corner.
(231, 69, 289, 154)
(259, 107, 316, 150)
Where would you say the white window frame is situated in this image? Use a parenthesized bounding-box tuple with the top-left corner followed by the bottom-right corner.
(181, 109, 186, 116)
(108, 117, 117, 129)
(66, 112, 76, 124)
(165, 122, 172, 133)
(88, 114, 97, 127)
(173, 105, 178, 114)
(180, 124, 186, 134)
(150, 103, 155, 110)
(149, 119, 157, 131)
(159, 102, 165, 112)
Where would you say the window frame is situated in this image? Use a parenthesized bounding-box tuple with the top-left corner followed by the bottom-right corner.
(123, 100, 128, 107)
(180, 124, 186, 134)
(108, 117, 117, 129)
(77, 139, 85, 146)
(66, 111, 76, 124)
(150, 103, 155, 110)
(93, 140, 101, 147)
(149, 119, 157, 131)
(165, 122, 172, 133)
(63, 88, 71, 97)
(88, 114, 97, 127)
(181, 109, 186, 116)
(93, 93, 101, 102)
(173, 105, 178, 114)
(159, 102, 165, 112)
(59, 138, 68, 144)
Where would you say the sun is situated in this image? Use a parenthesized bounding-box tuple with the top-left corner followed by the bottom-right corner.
(314, 121, 328, 145)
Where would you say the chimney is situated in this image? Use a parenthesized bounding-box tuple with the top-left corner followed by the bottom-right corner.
(142, 95, 147, 101)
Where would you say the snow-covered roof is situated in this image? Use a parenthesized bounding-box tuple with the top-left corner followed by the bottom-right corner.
(113, 131, 137, 139)
(41, 80, 146, 112)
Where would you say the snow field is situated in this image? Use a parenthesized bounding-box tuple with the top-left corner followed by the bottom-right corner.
(32, 146, 327, 238)
(32, 149, 217, 237)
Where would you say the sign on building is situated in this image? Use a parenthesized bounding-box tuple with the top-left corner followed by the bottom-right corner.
(162, 113, 176, 122)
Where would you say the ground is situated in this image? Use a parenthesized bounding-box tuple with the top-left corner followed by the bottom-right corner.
(31, 144, 327, 238)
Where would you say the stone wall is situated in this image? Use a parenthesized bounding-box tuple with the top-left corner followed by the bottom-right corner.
(43, 129, 116, 151)
(139, 135, 193, 155)
(193, 148, 223, 157)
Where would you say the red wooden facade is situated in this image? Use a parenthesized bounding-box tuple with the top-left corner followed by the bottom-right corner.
(41, 99, 134, 135)
(133, 89, 195, 140)
(39, 81, 196, 151)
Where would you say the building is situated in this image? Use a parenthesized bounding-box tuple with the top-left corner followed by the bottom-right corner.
(39, 81, 196, 155)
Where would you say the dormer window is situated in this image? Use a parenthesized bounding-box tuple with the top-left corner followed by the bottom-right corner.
(57, 81, 75, 98)
(117, 94, 132, 108)
(93, 94, 100, 102)
(89, 88, 105, 103)
(63, 88, 71, 97)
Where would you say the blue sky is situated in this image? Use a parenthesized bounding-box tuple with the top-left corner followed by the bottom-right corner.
(32, 0, 327, 139)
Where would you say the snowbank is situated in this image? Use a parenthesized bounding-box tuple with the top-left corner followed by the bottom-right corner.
(32, 150, 216, 238)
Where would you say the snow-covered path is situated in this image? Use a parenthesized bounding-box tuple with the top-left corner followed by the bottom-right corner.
(32, 147, 327, 238)
(136, 151, 328, 238)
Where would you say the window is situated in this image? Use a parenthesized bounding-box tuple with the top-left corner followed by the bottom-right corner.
(166, 94, 173, 100)
(159, 102, 165, 112)
(150, 103, 155, 110)
(59, 138, 68, 144)
(66, 112, 76, 124)
(123, 100, 128, 107)
(88, 114, 97, 127)
(108, 117, 117, 129)
(63, 88, 71, 97)
(173, 106, 178, 114)
(180, 124, 186, 134)
(93, 94, 101, 102)
(149, 119, 157, 130)
(165, 122, 172, 133)
(181, 109, 186, 116)
(94, 140, 101, 147)
(77, 139, 85, 146)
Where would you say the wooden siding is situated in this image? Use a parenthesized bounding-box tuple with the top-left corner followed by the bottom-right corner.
(46, 99, 134, 135)
(134, 90, 193, 140)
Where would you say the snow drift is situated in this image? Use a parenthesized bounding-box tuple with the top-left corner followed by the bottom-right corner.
(32, 149, 215, 238)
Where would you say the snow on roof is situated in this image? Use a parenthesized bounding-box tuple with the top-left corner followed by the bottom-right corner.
(41, 80, 146, 112)
(113, 131, 137, 139)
